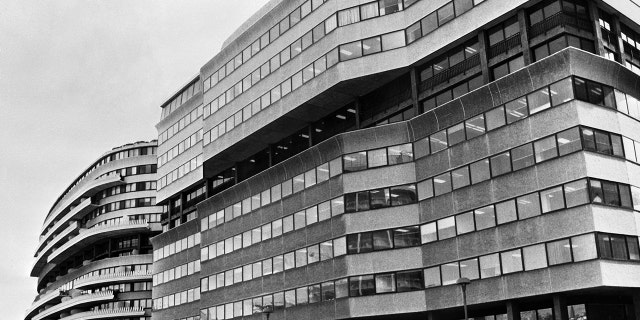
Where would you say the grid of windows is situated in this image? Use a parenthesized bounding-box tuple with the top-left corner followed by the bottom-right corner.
(200, 158, 342, 232)
(158, 129, 203, 167)
(153, 233, 201, 261)
(406, 0, 483, 44)
(199, 232, 635, 320)
(343, 143, 413, 172)
(153, 287, 201, 310)
(160, 81, 200, 119)
(153, 260, 201, 286)
(158, 155, 203, 189)
(158, 105, 203, 145)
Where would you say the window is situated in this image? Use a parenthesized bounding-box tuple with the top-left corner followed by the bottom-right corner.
(491, 152, 511, 176)
(480, 253, 501, 278)
(397, 270, 424, 292)
(501, 249, 523, 273)
(534, 136, 558, 162)
(540, 186, 564, 213)
(546, 239, 572, 265)
(571, 234, 597, 261)
(523, 244, 547, 270)
(349, 275, 375, 296)
(511, 143, 535, 170)
(375, 273, 396, 293)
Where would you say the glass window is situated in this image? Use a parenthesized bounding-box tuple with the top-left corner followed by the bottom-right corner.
(602, 181, 620, 206)
(480, 107, 504, 134)
(460, 257, 480, 280)
(557, 128, 582, 156)
(534, 136, 558, 163)
(430, 130, 448, 152)
(381, 31, 405, 50)
(511, 143, 535, 171)
(372, 230, 393, 250)
(594, 131, 612, 154)
(465, 114, 486, 139)
(340, 41, 363, 61)
(491, 152, 512, 176)
(470, 159, 490, 184)
(496, 200, 518, 224)
(528, 87, 551, 114)
(349, 275, 375, 296)
(347, 233, 373, 254)
(421, 12, 438, 35)
(448, 123, 466, 146)
(523, 244, 548, 271)
(454, 0, 473, 15)
(375, 273, 396, 293)
(388, 143, 413, 165)
(547, 239, 572, 265)
(434, 172, 452, 196)
(581, 128, 596, 152)
(390, 184, 417, 205)
(564, 179, 589, 207)
(441, 262, 460, 285)
(456, 211, 475, 234)
(505, 97, 528, 124)
(362, 37, 382, 56)
(394, 226, 421, 248)
(501, 249, 523, 273)
(418, 178, 434, 200)
(517, 193, 541, 219)
(550, 78, 574, 106)
(344, 152, 367, 172)
(421, 222, 437, 243)
(396, 270, 423, 292)
(474, 205, 496, 230)
(437, 2, 455, 25)
(571, 234, 597, 261)
(368, 148, 387, 168)
(438, 216, 456, 240)
(406, 22, 422, 44)
(540, 186, 565, 213)
(424, 266, 441, 287)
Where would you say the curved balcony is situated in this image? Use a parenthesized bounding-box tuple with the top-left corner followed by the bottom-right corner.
(74, 270, 153, 289)
(32, 222, 80, 276)
(42, 174, 124, 234)
(47, 220, 160, 267)
(24, 289, 64, 320)
(31, 291, 115, 320)
(60, 307, 146, 320)
(39, 197, 98, 252)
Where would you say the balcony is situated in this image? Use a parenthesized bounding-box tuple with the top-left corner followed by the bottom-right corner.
(60, 307, 146, 320)
(31, 291, 115, 320)
(74, 270, 152, 289)
(32, 221, 80, 276)
(38, 197, 98, 252)
(528, 12, 592, 39)
(47, 220, 160, 266)
(24, 289, 64, 320)
(42, 174, 124, 233)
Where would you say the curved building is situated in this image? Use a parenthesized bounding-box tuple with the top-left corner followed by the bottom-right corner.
(26, 141, 162, 320)
(151, 0, 640, 319)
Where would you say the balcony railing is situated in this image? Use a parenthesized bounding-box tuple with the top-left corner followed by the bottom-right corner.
(31, 291, 115, 320)
(528, 12, 592, 38)
(419, 54, 481, 92)
(489, 33, 522, 58)
(61, 307, 146, 320)
(74, 270, 152, 288)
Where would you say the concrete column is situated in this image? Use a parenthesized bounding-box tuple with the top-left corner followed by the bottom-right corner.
(587, 0, 605, 57)
(267, 144, 274, 167)
(409, 67, 420, 116)
(612, 15, 626, 65)
(307, 125, 314, 147)
(517, 9, 532, 65)
(354, 99, 362, 129)
(477, 29, 491, 84)
(553, 295, 569, 320)
(506, 300, 521, 320)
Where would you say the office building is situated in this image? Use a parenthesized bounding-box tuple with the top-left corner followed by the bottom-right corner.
(26, 141, 161, 320)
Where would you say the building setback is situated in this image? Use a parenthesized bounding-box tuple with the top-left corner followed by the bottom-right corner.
(26, 0, 640, 319)
(26, 141, 161, 320)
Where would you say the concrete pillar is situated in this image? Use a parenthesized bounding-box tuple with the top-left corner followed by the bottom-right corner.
(553, 295, 569, 320)
(507, 300, 521, 320)
(612, 15, 626, 65)
(354, 99, 362, 129)
(587, 0, 605, 57)
(409, 67, 420, 116)
(477, 29, 491, 84)
(517, 9, 532, 65)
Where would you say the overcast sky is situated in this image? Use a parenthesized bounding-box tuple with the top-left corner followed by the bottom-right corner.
(0, 0, 270, 318)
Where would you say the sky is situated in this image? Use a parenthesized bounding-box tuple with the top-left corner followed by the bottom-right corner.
(0, 0, 270, 318)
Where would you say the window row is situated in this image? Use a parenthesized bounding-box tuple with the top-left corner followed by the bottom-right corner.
(198, 232, 625, 320)
(201, 196, 344, 261)
(129, 214, 162, 223)
(158, 154, 203, 190)
(421, 178, 638, 243)
(158, 129, 203, 167)
(417, 126, 594, 200)
(82, 281, 152, 293)
(203, 0, 327, 92)
(338, 0, 416, 27)
(200, 158, 342, 232)
(98, 164, 157, 180)
(416, 77, 575, 159)
(343, 143, 413, 172)
(200, 237, 347, 293)
(158, 104, 203, 145)
(87, 197, 157, 222)
(92, 299, 153, 312)
(161, 81, 201, 119)
(420, 74, 484, 111)
(532, 34, 595, 62)
(614, 86, 640, 122)
(418, 40, 479, 82)
(338, 31, 406, 61)
(153, 259, 201, 286)
(153, 233, 201, 261)
(95, 181, 157, 200)
(406, 0, 483, 45)
(153, 287, 201, 310)
(344, 184, 417, 213)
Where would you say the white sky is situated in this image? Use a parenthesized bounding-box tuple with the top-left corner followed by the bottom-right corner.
(0, 0, 270, 318)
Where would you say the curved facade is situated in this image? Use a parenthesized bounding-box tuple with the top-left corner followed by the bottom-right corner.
(152, 0, 640, 319)
(26, 141, 162, 320)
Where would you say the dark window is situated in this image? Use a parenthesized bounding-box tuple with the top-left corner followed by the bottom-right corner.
(349, 275, 375, 296)
(396, 270, 424, 292)
(347, 233, 373, 254)
(393, 226, 421, 248)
